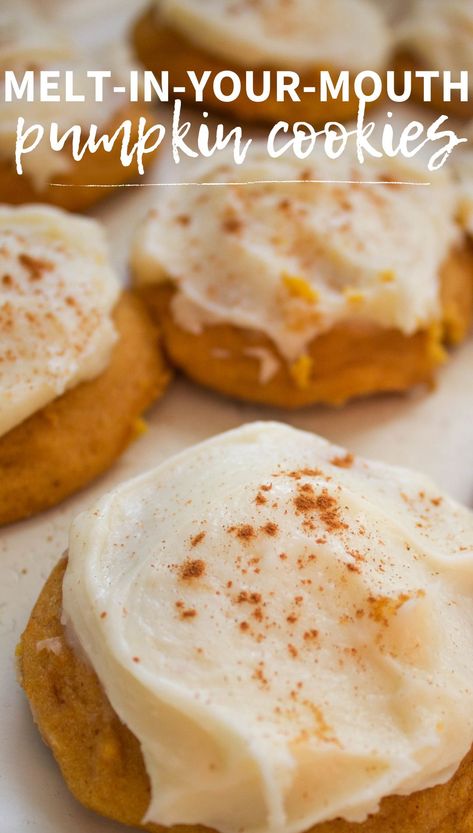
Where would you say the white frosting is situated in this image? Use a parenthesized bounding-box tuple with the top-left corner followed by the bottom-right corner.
(0, 4, 72, 73)
(155, 0, 391, 72)
(244, 347, 280, 384)
(398, 0, 473, 91)
(0, 4, 132, 189)
(0, 205, 120, 438)
(132, 147, 460, 363)
(63, 422, 473, 833)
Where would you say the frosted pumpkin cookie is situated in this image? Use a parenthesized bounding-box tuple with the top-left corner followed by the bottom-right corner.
(0, 205, 170, 526)
(131, 0, 391, 124)
(396, 0, 473, 119)
(0, 5, 156, 212)
(19, 422, 473, 833)
(132, 147, 473, 409)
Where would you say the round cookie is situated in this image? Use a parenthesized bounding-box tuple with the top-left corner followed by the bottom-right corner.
(132, 149, 473, 409)
(0, 103, 159, 213)
(18, 555, 473, 831)
(0, 292, 170, 526)
(131, 1, 390, 125)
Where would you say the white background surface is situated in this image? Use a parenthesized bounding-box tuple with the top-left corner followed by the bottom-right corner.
(1, 2, 473, 831)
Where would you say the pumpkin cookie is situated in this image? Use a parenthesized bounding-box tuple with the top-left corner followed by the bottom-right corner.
(0, 205, 170, 526)
(395, 0, 473, 120)
(132, 147, 473, 408)
(0, 103, 158, 213)
(131, 0, 391, 124)
(19, 422, 473, 833)
(0, 6, 157, 211)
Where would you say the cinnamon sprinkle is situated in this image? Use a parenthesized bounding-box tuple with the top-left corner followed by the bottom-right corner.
(175, 600, 198, 619)
(284, 468, 324, 481)
(190, 531, 206, 548)
(262, 521, 278, 537)
(294, 487, 348, 533)
(252, 663, 269, 687)
(179, 559, 206, 580)
(228, 524, 256, 541)
(237, 591, 262, 605)
(294, 483, 318, 513)
(222, 217, 243, 234)
(18, 252, 53, 281)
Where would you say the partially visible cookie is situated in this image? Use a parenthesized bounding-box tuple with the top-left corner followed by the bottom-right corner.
(0, 104, 158, 213)
(0, 6, 158, 210)
(0, 205, 170, 526)
(132, 0, 391, 124)
(395, 0, 473, 119)
(0, 292, 169, 526)
(18, 558, 153, 830)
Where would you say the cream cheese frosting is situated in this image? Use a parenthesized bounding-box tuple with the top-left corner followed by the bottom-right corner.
(132, 146, 460, 363)
(0, 3, 72, 73)
(0, 205, 120, 438)
(154, 0, 391, 72)
(0, 3, 133, 189)
(398, 0, 473, 91)
(62, 421, 473, 833)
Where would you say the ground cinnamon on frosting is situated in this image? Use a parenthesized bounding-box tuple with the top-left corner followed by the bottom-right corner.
(0, 205, 119, 438)
(179, 559, 206, 580)
(63, 422, 473, 833)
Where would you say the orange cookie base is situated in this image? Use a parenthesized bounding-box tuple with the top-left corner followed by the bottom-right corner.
(138, 245, 473, 409)
(132, 6, 372, 125)
(18, 557, 473, 833)
(0, 103, 158, 212)
(395, 53, 473, 120)
(0, 292, 171, 527)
